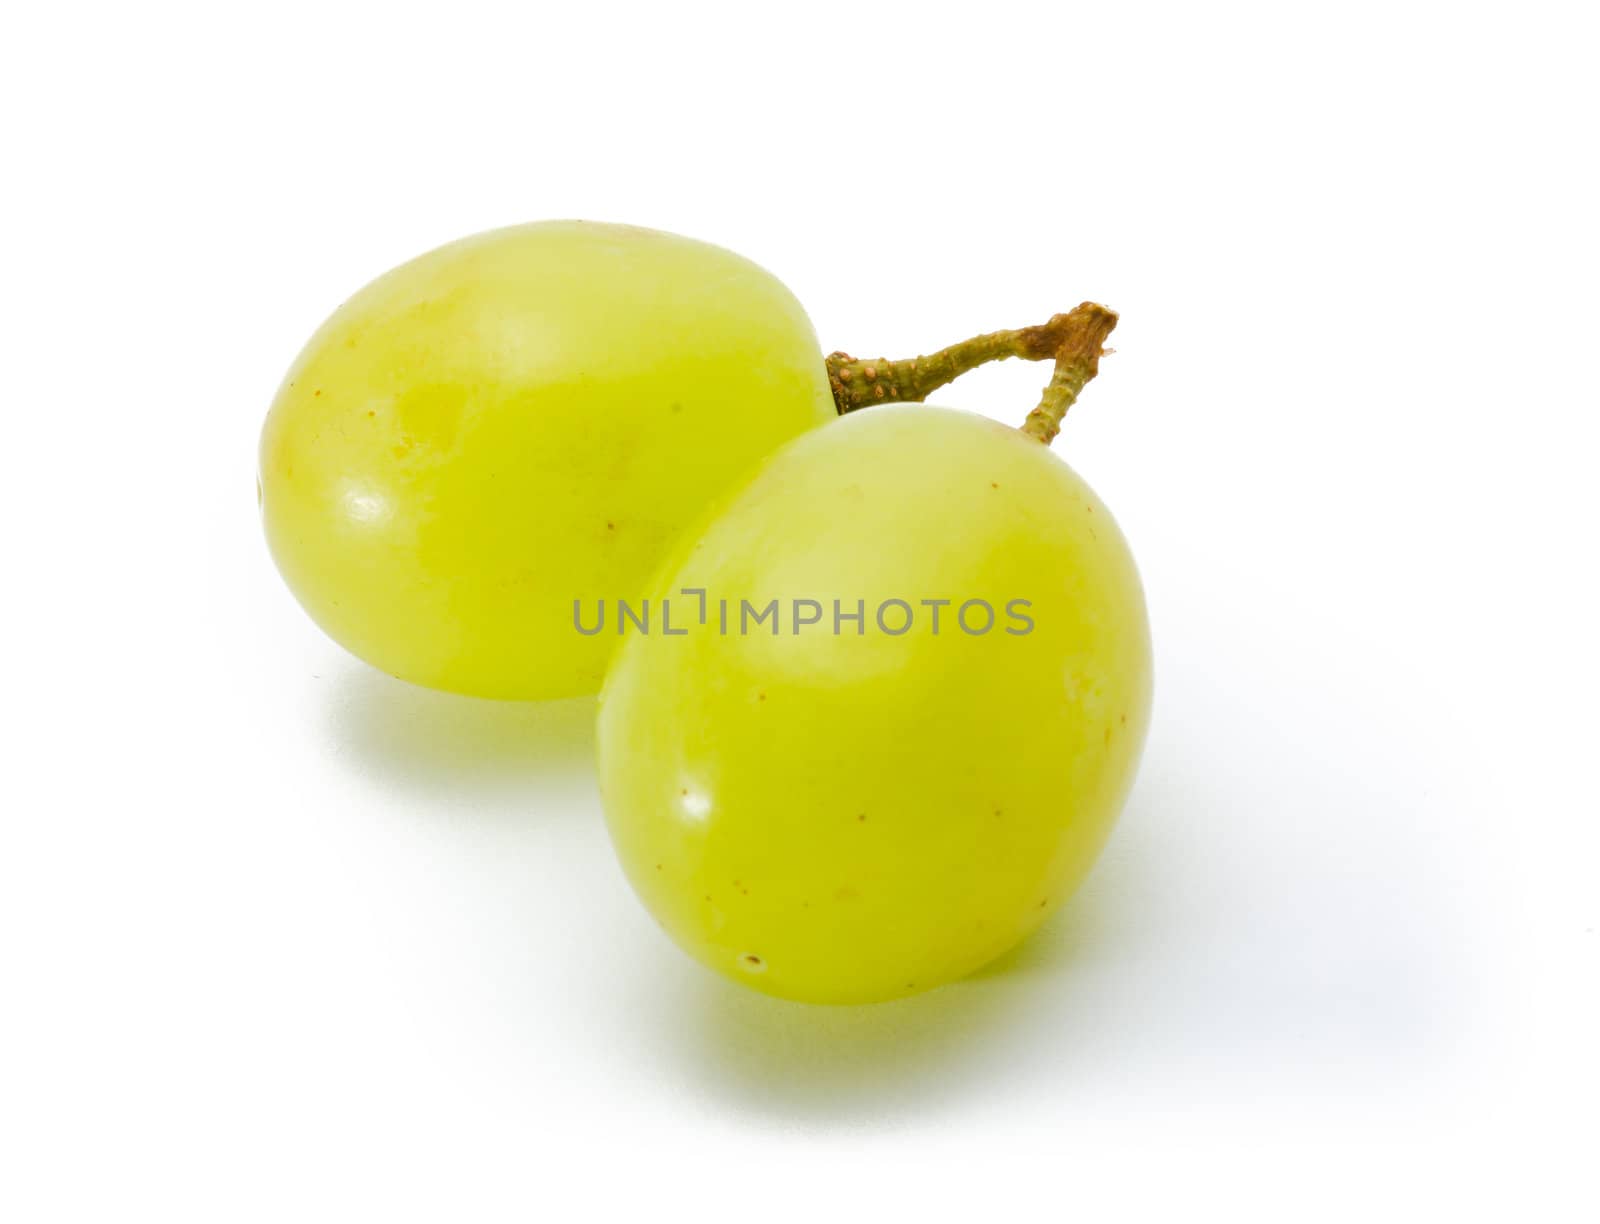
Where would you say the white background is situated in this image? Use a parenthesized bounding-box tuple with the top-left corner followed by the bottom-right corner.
(4, 2, 1597, 1218)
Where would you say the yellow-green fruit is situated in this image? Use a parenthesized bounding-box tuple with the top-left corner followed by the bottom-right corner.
(598, 405, 1152, 1004)
(259, 221, 835, 699)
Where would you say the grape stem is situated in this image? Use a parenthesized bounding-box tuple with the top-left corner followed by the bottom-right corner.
(826, 304, 1119, 438)
(826, 309, 1107, 414)
(1019, 302, 1118, 445)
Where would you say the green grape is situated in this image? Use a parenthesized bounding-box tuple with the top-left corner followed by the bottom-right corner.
(259, 222, 836, 699)
(597, 402, 1151, 1004)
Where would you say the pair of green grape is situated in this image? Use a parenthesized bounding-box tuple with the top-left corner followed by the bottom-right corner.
(259, 222, 1151, 1005)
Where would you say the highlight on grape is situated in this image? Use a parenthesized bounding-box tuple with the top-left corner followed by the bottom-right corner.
(573, 591, 1036, 637)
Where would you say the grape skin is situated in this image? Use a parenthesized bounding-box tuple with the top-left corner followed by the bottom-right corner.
(597, 405, 1152, 1004)
(259, 221, 836, 699)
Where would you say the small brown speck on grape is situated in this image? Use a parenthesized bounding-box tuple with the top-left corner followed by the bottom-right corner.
(874, 385, 885, 398)
(838, 368, 852, 382)
(864, 366, 877, 381)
